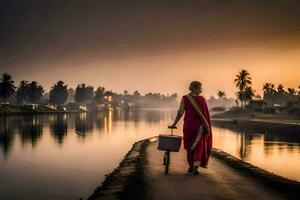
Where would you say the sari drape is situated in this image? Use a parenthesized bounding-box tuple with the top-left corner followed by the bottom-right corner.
(182, 95, 212, 167)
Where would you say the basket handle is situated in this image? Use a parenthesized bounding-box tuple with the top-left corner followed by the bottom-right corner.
(168, 126, 177, 135)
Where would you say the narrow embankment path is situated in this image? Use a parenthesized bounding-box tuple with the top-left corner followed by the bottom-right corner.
(145, 141, 290, 200)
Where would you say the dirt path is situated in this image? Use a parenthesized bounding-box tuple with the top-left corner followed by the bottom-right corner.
(145, 141, 287, 200)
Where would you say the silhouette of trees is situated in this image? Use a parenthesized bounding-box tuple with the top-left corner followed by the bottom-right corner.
(234, 69, 252, 91)
(263, 82, 298, 96)
(49, 81, 69, 106)
(0, 73, 16, 102)
(26, 81, 44, 103)
(263, 82, 276, 94)
(263, 83, 298, 107)
(217, 90, 226, 99)
(277, 84, 285, 94)
(16, 80, 29, 105)
(234, 69, 253, 108)
(287, 88, 296, 95)
(94, 87, 105, 103)
(243, 87, 255, 104)
(75, 84, 94, 104)
(16, 80, 45, 105)
(133, 90, 141, 97)
(0, 72, 178, 109)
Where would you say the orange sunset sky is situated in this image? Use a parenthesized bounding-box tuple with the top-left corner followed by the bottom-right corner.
(1, 0, 300, 98)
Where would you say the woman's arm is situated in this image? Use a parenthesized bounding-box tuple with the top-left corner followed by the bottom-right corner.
(169, 97, 184, 128)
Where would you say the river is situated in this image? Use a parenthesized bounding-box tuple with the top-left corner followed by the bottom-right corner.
(0, 109, 299, 200)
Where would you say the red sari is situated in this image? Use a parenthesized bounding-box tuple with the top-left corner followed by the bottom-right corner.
(182, 95, 212, 168)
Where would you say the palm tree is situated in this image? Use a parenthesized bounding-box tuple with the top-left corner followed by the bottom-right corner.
(16, 80, 29, 105)
(234, 69, 252, 107)
(217, 90, 226, 99)
(75, 84, 94, 104)
(26, 81, 44, 103)
(0, 73, 16, 102)
(234, 69, 252, 91)
(236, 91, 244, 107)
(94, 86, 105, 103)
(263, 83, 272, 94)
(133, 90, 141, 97)
(49, 81, 69, 106)
(86, 86, 94, 102)
(277, 84, 285, 94)
(287, 88, 296, 96)
(243, 87, 255, 104)
(75, 84, 86, 103)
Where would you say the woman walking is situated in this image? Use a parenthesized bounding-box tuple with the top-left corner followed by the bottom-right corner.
(169, 81, 212, 175)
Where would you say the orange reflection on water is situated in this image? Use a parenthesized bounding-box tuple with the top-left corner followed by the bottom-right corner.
(103, 109, 113, 134)
(212, 127, 300, 181)
(1, 110, 300, 200)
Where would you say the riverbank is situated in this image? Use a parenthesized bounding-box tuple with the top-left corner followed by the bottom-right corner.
(212, 109, 300, 124)
(88, 137, 300, 200)
(0, 104, 84, 116)
(211, 109, 300, 134)
(87, 138, 154, 200)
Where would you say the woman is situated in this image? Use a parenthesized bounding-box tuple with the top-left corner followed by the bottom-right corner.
(169, 81, 212, 175)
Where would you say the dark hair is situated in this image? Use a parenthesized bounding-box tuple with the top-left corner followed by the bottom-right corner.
(189, 81, 202, 92)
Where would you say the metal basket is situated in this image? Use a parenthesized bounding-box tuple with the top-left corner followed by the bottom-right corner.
(157, 134, 182, 152)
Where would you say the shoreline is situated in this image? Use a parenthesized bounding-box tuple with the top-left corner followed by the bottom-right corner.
(87, 137, 155, 200)
(211, 110, 300, 135)
(0, 110, 83, 116)
(0, 107, 177, 117)
(88, 136, 300, 200)
(211, 117, 300, 134)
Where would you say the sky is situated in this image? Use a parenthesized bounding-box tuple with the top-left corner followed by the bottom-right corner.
(1, 0, 300, 98)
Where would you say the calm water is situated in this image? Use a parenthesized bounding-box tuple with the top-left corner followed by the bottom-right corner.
(0, 110, 300, 200)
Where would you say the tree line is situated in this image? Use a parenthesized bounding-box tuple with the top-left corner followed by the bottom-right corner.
(233, 69, 300, 108)
(0, 73, 178, 107)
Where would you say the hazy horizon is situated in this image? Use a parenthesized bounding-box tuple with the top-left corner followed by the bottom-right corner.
(1, 0, 300, 98)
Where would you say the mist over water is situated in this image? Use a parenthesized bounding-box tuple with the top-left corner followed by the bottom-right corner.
(0, 110, 300, 199)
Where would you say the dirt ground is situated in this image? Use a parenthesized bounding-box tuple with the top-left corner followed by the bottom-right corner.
(145, 141, 288, 200)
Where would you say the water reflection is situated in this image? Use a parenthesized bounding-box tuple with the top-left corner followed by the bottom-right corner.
(103, 109, 113, 134)
(0, 109, 176, 200)
(50, 114, 68, 144)
(212, 124, 300, 180)
(75, 113, 94, 136)
(0, 110, 300, 200)
(0, 117, 16, 157)
(18, 115, 43, 147)
(0, 110, 172, 155)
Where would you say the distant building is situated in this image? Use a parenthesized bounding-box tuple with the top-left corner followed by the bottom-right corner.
(45, 104, 57, 110)
(249, 100, 267, 111)
(24, 104, 39, 110)
(79, 105, 87, 112)
(263, 92, 298, 108)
